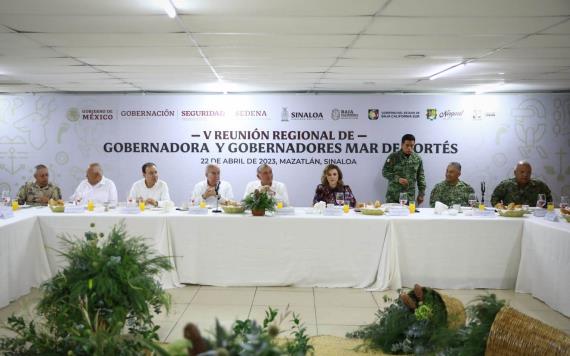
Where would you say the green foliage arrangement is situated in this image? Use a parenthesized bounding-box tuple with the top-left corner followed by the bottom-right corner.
(347, 286, 449, 354)
(437, 294, 506, 355)
(183, 306, 314, 355)
(0, 222, 173, 355)
(242, 189, 277, 212)
(347, 286, 506, 356)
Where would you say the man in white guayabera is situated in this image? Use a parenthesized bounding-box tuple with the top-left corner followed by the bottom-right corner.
(191, 164, 234, 206)
(128, 162, 171, 207)
(243, 164, 290, 206)
(71, 163, 118, 205)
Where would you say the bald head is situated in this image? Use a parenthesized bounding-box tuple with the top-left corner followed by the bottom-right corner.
(514, 161, 532, 186)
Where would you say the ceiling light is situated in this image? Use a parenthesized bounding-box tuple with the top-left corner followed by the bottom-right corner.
(475, 81, 505, 95)
(158, 0, 177, 18)
(429, 63, 467, 80)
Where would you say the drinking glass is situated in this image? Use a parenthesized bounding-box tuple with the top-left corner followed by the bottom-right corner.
(1, 190, 10, 206)
(468, 193, 477, 208)
(335, 192, 345, 206)
(536, 194, 546, 208)
(399, 192, 408, 206)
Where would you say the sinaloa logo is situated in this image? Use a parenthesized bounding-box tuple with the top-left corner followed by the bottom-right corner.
(66, 107, 80, 122)
(426, 108, 438, 121)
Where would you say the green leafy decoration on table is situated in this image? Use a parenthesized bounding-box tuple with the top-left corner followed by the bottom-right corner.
(0, 222, 173, 355)
(242, 189, 277, 212)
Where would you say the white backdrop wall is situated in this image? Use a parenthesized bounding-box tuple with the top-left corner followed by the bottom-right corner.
(0, 93, 568, 206)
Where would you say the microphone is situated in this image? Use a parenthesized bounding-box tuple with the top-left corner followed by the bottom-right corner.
(212, 181, 222, 213)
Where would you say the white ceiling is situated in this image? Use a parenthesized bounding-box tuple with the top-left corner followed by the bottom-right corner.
(0, 0, 569, 93)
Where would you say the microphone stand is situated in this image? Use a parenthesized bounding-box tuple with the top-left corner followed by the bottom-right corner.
(212, 181, 222, 213)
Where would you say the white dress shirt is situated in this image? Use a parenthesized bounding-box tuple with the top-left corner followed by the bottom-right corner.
(128, 179, 171, 207)
(243, 180, 290, 206)
(71, 176, 118, 205)
(191, 180, 233, 206)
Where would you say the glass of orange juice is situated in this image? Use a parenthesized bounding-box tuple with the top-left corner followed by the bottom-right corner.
(409, 201, 416, 214)
(138, 201, 146, 212)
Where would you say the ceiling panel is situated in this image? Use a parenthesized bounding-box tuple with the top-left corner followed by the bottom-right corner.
(27, 33, 192, 47)
(352, 35, 519, 50)
(0, 15, 180, 33)
(179, 16, 369, 34)
(0, 0, 568, 93)
(367, 16, 565, 36)
(193, 34, 355, 47)
(0, 0, 163, 15)
(383, 0, 570, 17)
(174, 0, 384, 16)
(510, 34, 570, 47)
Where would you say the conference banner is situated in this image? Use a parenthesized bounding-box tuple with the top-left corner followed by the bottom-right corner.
(0, 93, 568, 206)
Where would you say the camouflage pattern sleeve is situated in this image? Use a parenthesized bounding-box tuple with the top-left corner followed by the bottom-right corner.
(416, 158, 426, 195)
(491, 181, 506, 206)
(17, 183, 28, 205)
(381, 153, 398, 183)
(429, 183, 440, 207)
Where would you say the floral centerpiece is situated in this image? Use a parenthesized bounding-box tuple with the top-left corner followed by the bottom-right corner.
(242, 188, 276, 216)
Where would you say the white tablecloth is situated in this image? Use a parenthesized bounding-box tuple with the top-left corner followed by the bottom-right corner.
(35, 209, 180, 289)
(387, 211, 524, 290)
(516, 217, 570, 317)
(2, 207, 569, 317)
(168, 211, 391, 288)
(0, 208, 51, 308)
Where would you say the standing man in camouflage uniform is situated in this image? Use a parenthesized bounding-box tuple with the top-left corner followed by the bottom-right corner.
(429, 162, 474, 207)
(382, 134, 426, 205)
(491, 161, 552, 206)
(17, 164, 62, 206)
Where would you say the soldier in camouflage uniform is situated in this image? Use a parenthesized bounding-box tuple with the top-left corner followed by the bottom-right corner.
(382, 134, 426, 204)
(17, 164, 62, 206)
(491, 161, 552, 206)
(429, 162, 474, 207)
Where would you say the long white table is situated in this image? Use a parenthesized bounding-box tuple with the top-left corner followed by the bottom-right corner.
(1, 207, 568, 317)
(387, 214, 524, 290)
(0, 208, 51, 308)
(168, 213, 391, 288)
(516, 217, 570, 317)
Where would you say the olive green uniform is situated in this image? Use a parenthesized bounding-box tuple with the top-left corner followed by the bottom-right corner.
(490, 178, 552, 207)
(382, 150, 426, 203)
(429, 180, 475, 207)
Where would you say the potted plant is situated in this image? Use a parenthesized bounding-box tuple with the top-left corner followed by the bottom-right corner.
(243, 188, 276, 216)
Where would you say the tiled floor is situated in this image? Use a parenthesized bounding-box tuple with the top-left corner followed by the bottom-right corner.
(1, 286, 569, 344)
